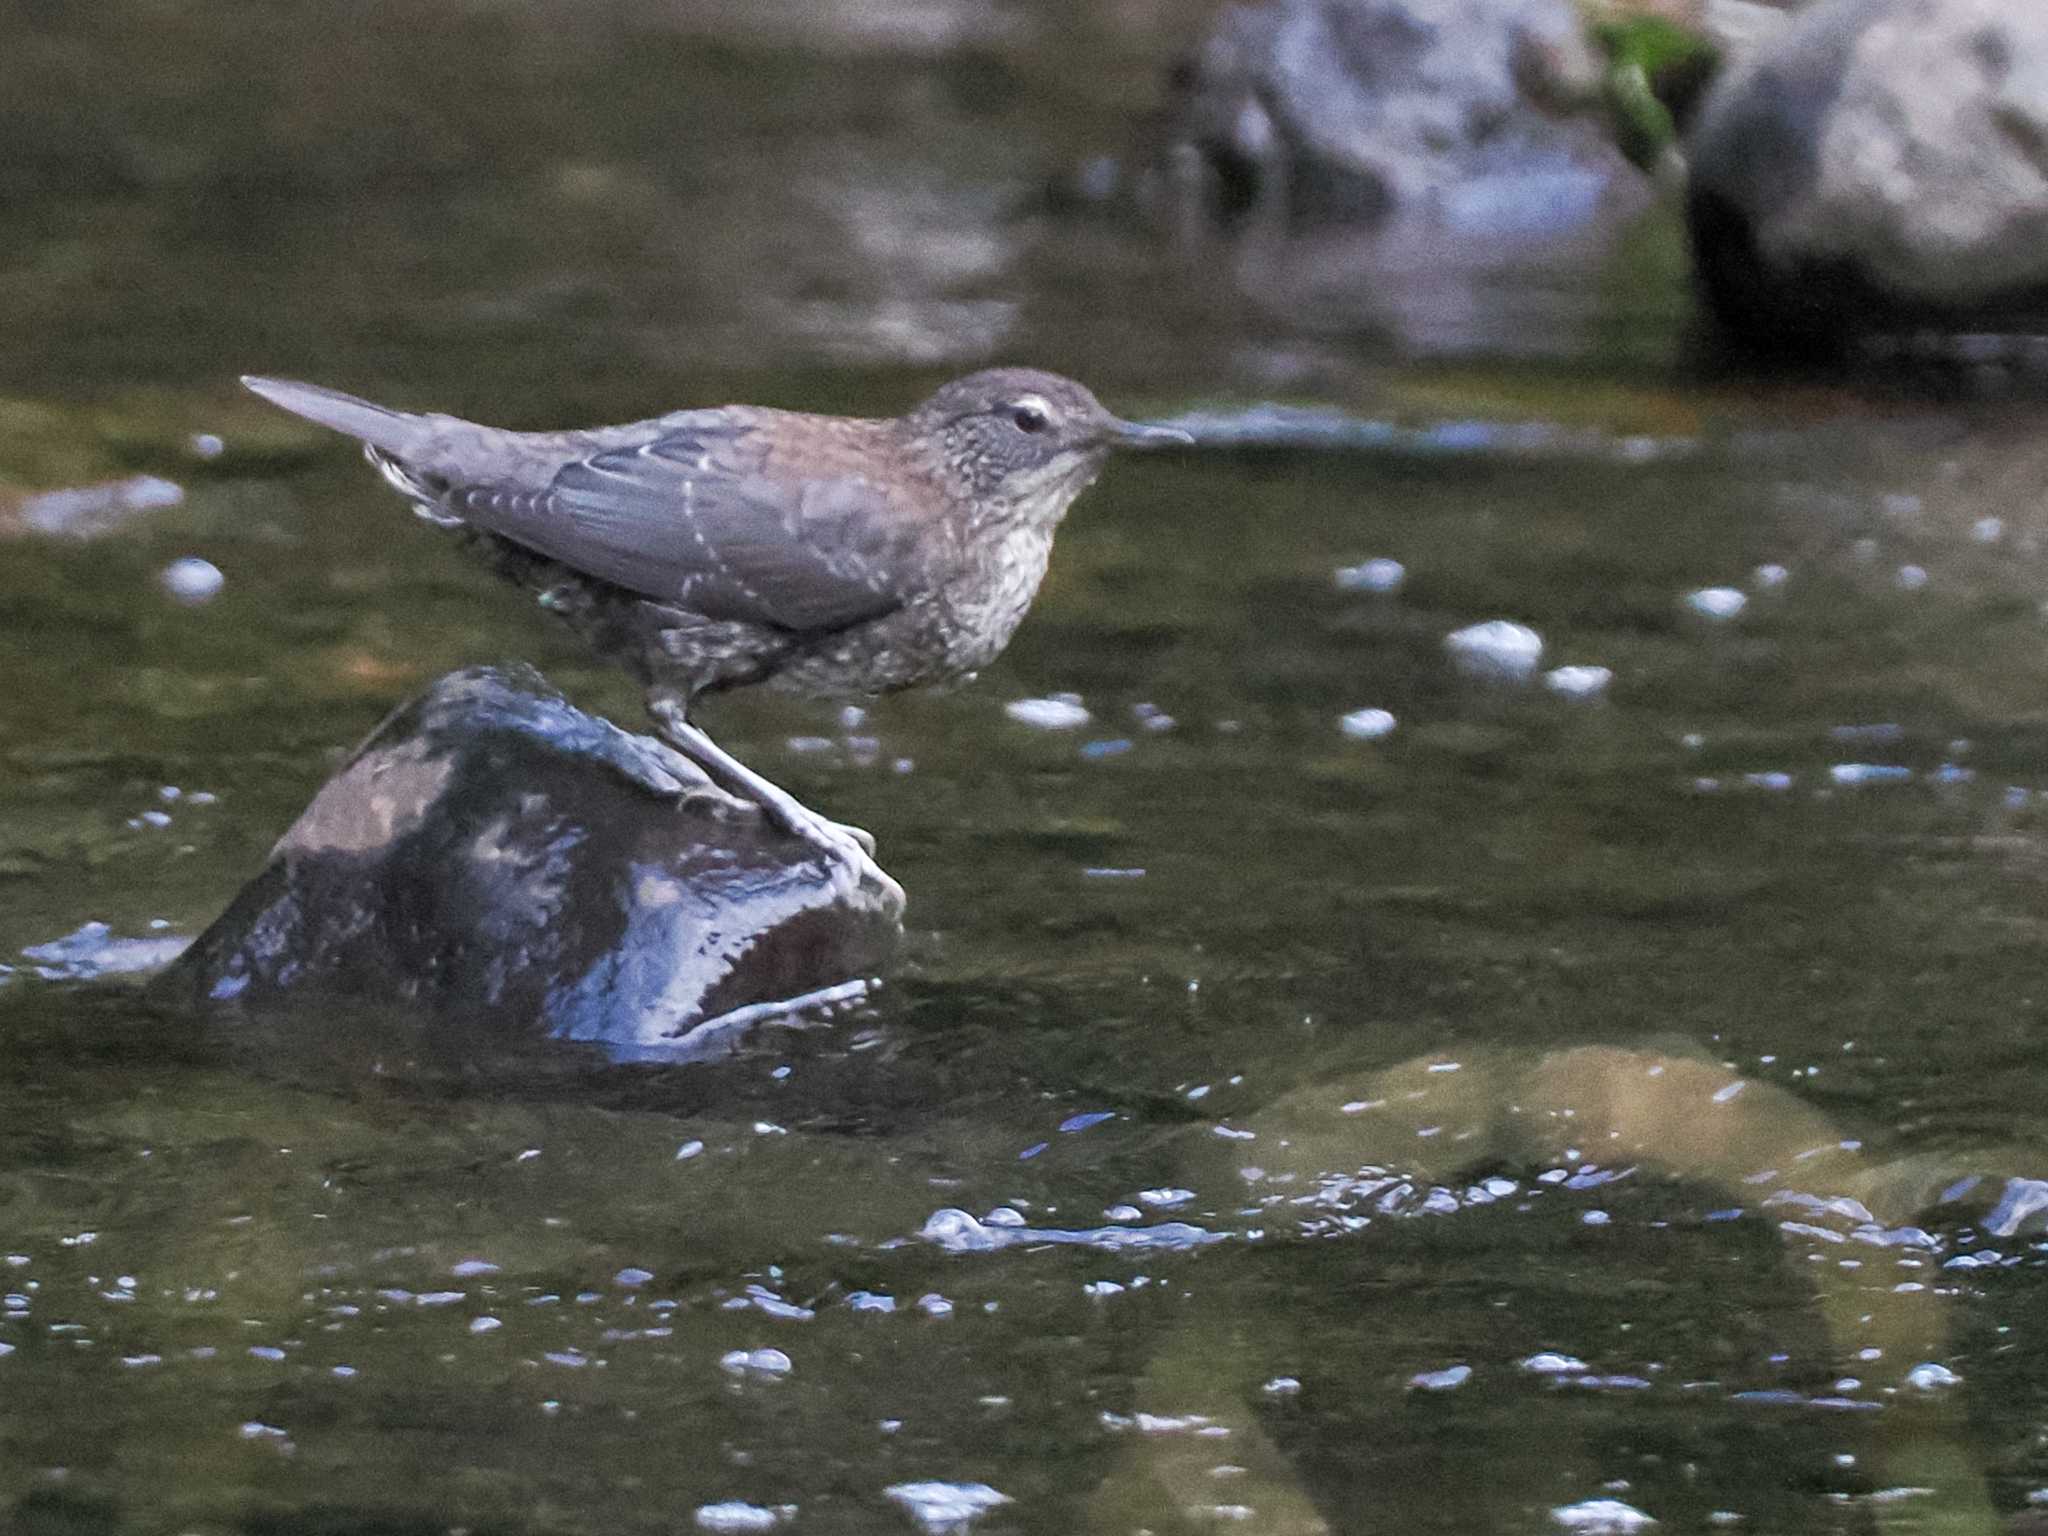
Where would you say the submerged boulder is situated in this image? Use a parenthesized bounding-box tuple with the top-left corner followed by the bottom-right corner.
(1687, 0, 2048, 351)
(1111, 0, 1653, 354)
(1155, 0, 1634, 240)
(155, 666, 901, 1059)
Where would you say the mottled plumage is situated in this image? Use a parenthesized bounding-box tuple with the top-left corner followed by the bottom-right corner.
(244, 368, 1183, 705)
(241, 367, 1187, 886)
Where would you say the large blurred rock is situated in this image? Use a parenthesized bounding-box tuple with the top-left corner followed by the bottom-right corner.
(0, 474, 185, 539)
(1156, 0, 1636, 240)
(155, 666, 901, 1059)
(1687, 0, 2048, 350)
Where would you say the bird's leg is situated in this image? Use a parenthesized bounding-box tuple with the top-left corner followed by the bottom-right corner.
(647, 695, 897, 902)
(669, 714, 877, 857)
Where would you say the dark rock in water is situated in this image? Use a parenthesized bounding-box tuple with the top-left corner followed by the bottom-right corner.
(1687, 0, 2048, 354)
(154, 666, 901, 1060)
(1153, 0, 1633, 241)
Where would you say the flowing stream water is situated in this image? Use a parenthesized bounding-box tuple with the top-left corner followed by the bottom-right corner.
(3, 4, 2047, 1532)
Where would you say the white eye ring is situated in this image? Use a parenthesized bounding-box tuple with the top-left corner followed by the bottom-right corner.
(1008, 395, 1052, 434)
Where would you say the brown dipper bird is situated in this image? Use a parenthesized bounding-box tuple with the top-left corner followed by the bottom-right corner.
(241, 368, 1189, 891)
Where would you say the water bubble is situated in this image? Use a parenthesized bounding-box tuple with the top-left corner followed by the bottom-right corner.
(1521, 1353, 1588, 1374)
(694, 1502, 793, 1533)
(160, 557, 225, 606)
(883, 1482, 1011, 1534)
(920, 1209, 1000, 1252)
(1338, 708, 1397, 741)
(1005, 696, 1090, 730)
(1682, 588, 1746, 622)
(1129, 1411, 1213, 1434)
(1544, 666, 1612, 699)
(1334, 558, 1406, 594)
(1552, 1498, 1656, 1532)
(718, 1348, 792, 1379)
(1445, 620, 1544, 682)
(1409, 1364, 1472, 1391)
(739, 1285, 813, 1322)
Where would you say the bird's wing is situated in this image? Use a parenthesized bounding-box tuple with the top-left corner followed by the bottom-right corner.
(444, 423, 925, 634)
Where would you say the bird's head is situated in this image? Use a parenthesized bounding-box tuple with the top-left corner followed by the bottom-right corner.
(902, 367, 1189, 525)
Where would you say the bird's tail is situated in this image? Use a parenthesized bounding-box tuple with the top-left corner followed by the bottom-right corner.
(240, 375, 433, 460)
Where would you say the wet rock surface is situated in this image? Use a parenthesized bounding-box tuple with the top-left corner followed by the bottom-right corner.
(1687, 0, 2048, 350)
(1154, 0, 1635, 240)
(154, 666, 901, 1058)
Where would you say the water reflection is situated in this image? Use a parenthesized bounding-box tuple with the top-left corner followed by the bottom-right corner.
(2, 976, 2044, 1531)
(1099, 1044, 2039, 1534)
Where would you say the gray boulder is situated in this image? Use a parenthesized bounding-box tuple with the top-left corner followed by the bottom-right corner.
(1688, 0, 2048, 349)
(1155, 0, 1632, 240)
(154, 666, 901, 1060)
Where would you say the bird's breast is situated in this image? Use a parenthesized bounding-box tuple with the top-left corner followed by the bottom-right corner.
(936, 523, 1057, 675)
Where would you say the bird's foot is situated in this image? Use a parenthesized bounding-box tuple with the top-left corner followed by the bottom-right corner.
(773, 804, 900, 908)
(646, 705, 901, 907)
(825, 817, 877, 856)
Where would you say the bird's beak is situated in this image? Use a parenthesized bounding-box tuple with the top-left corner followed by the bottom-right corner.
(1105, 417, 1195, 450)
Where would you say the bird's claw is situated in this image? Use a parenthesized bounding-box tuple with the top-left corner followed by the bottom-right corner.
(828, 819, 877, 856)
(811, 822, 901, 908)
(755, 803, 897, 907)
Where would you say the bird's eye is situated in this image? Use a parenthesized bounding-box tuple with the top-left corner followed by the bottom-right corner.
(1009, 402, 1049, 434)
